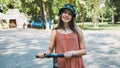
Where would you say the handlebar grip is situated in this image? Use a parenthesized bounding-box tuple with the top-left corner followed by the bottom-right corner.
(44, 54, 64, 58)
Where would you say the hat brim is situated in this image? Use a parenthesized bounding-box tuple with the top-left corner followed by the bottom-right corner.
(58, 8, 76, 18)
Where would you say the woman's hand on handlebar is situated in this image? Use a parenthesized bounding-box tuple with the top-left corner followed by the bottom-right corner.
(36, 52, 47, 58)
(64, 51, 75, 58)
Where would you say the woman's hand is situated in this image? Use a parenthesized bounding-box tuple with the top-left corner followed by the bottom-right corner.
(64, 51, 76, 58)
(36, 52, 47, 58)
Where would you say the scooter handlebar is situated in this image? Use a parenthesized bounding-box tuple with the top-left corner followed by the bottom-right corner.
(36, 54, 64, 58)
(45, 54, 64, 58)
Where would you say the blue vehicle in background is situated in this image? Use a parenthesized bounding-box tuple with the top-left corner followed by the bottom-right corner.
(31, 20, 42, 28)
(31, 15, 53, 29)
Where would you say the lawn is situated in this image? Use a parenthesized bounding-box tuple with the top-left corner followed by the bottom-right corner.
(77, 22, 120, 30)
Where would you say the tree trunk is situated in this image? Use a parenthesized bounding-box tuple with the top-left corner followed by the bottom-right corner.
(92, 15, 98, 28)
(48, 0, 54, 29)
(111, 11, 115, 24)
(43, 2, 49, 30)
(39, 0, 45, 29)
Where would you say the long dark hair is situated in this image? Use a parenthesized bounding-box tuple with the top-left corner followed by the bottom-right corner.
(54, 14, 77, 33)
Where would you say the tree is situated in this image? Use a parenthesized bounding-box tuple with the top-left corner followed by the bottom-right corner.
(105, 0, 120, 24)
(111, 0, 120, 23)
(85, 0, 103, 27)
(2, 0, 120, 29)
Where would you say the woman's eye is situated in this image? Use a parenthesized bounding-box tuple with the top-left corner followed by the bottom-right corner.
(68, 13, 72, 16)
(63, 12, 71, 15)
(63, 11, 67, 14)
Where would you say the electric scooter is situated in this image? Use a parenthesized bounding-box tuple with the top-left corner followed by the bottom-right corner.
(36, 54, 64, 68)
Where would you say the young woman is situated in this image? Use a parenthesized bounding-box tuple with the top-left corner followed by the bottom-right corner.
(37, 4, 87, 68)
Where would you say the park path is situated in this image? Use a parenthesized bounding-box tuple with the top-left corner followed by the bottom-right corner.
(0, 29, 120, 68)
(83, 30, 120, 68)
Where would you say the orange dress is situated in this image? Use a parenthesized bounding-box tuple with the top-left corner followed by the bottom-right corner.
(55, 30, 85, 68)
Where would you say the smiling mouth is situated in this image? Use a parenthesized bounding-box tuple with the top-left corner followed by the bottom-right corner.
(63, 16, 69, 20)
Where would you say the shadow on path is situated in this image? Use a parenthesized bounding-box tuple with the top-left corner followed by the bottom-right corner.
(0, 29, 120, 68)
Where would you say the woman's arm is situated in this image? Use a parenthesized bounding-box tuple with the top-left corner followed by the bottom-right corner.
(74, 26, 87, 56)
(46, 29, 56, 54)
(36, 30, 56, 58)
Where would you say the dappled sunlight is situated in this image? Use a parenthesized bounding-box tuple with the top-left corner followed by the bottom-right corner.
(84, 30, 120, 51)
(0, 29, 52, 68)
(0, 29, 120, 68)
(84, 53, 120, 68)
(34, 58, 53, 68)
(0, 29, 51, 55)
(99, 46, 112, 53)
(31, 40, 39, 43)
(84, 30, 120, 68)
(34, 58, 52, 64)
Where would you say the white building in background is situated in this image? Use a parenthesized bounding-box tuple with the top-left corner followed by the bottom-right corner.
(0, 9, 28, 29)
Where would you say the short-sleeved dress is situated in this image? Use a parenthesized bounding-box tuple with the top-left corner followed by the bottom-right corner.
(55, 30, 85, 68)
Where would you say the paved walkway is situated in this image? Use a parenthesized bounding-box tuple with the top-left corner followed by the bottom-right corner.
(83, 30, 120, 68)
(0, 29, 120, 68)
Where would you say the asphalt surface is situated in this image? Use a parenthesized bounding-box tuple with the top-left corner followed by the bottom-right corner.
(0, 29, 120, 68)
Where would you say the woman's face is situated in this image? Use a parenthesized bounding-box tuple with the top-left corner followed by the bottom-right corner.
(61, 9, 73, 24)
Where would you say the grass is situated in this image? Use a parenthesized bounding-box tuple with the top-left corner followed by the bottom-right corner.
(77, 22, 120, 30)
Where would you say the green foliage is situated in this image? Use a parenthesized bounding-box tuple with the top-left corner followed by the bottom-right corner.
(78, 22, 120, 30)
(104, 0, 120, 23)
(0, 0, 120, 29)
